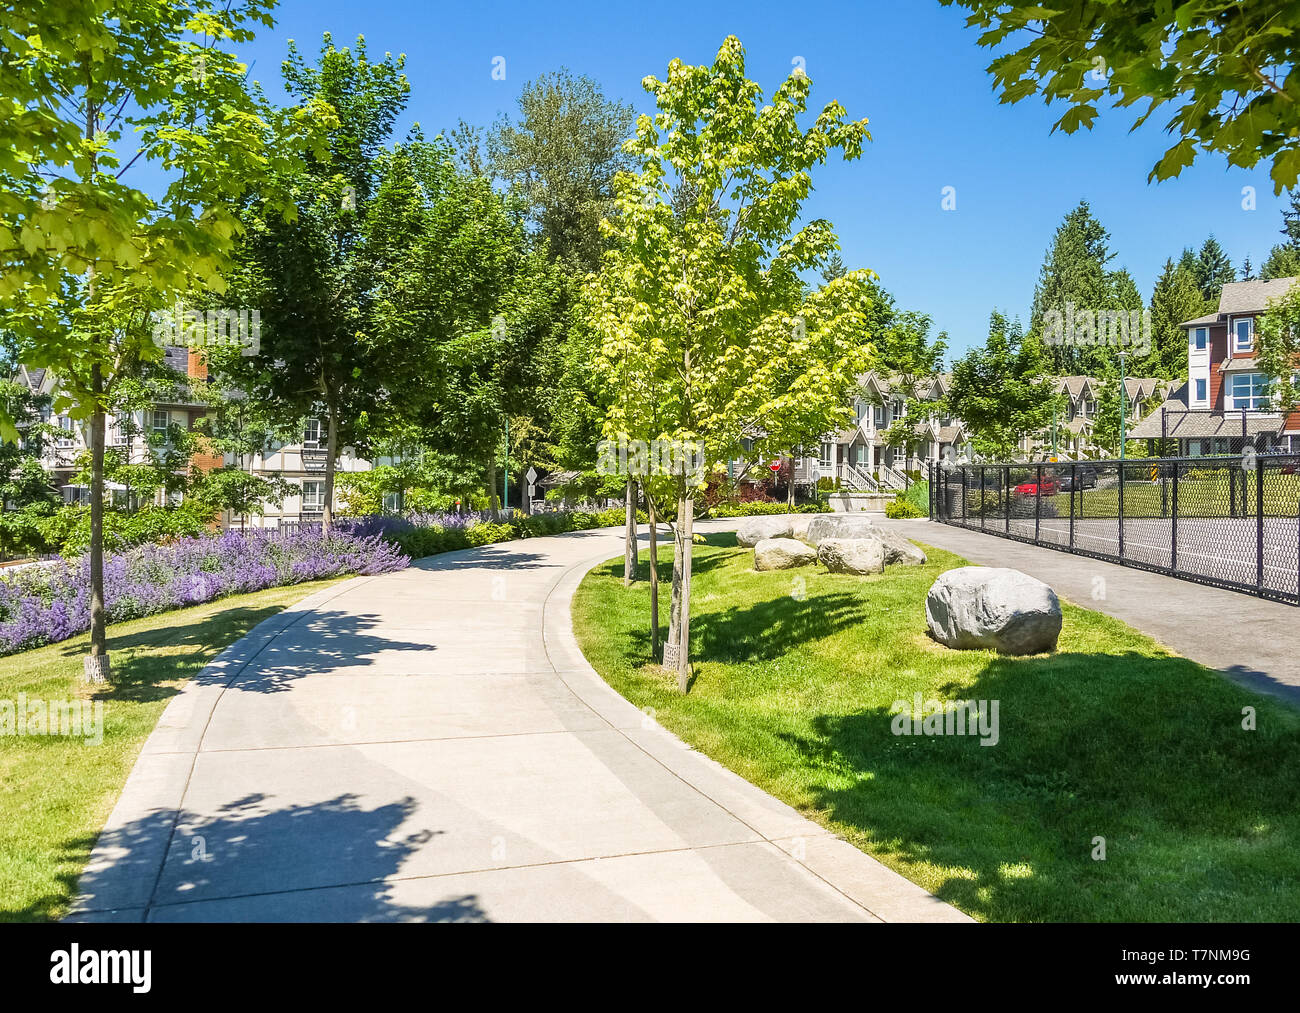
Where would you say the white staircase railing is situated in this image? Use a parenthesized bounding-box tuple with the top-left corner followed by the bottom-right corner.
(878, 464, 908, 491)
(839, 462, 879, 492)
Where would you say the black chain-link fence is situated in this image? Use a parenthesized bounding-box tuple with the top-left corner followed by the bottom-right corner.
(929, 454, 1300, 604)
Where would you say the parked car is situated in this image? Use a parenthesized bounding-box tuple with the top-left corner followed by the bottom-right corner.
(1058, 466, 1098, 491)
(1014, 474, 1061, 497)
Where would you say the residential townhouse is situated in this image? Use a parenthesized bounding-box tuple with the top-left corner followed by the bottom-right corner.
(814, 371, 968, 491)
(1021, 375, 1170, 460)
(1130, 277, 1300, 455)
(19, 346, 373, 527)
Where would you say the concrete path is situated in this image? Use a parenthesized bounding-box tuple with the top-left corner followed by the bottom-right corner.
(884, 518, 1300, 705)
(70, 522, 969, 924)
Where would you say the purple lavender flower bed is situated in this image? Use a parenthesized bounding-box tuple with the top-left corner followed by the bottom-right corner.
(0, 527, 410, 656)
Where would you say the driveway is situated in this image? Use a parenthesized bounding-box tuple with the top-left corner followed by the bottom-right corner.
(70, 521, 969, 923)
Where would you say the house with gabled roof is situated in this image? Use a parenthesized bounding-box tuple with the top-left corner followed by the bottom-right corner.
(816, 370, 967, 490)
(19, 347, 375, 526)
(1130, 277, 1300, 455)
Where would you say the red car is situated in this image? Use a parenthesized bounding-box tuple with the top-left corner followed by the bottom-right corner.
(1014, 475, 1060, 497)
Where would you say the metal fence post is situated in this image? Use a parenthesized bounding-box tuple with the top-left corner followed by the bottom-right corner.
(1035, 462, 1042, 541)
(1257, 453, 1265, 588)
(1118, 460, 1125, 560)
(1004, 465, 1011, 534)
(1171, 461, 1179, 571)
(1069, 462, 1076, 549)
(962, 466, 968, 524)
(980, 467, 986, 530)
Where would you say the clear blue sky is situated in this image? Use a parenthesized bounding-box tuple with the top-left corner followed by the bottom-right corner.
(215, 0, 1291, 358)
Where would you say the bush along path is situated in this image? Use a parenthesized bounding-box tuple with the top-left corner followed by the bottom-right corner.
(0, 508, 644, 658)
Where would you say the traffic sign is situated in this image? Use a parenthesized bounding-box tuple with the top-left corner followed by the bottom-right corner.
(525, 466, 538, 485)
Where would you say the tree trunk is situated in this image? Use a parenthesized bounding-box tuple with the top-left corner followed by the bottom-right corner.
(85, 362, 110, 684)
(665, 490, 684, 671)
(487, 455, 498, 519)
(322, 403, 339, 532)
(623, 478, 638, 586)
(648, 492, 659, 662)
(665, 477, 694, 691)
(677, 487, 693, 694)
(787, 456, 795, 512)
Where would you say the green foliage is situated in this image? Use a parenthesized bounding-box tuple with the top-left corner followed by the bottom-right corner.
(885, 498, 926, 519)
(1029, 200, 1140, 375)
(1192, 236, 1235, 305)
(1139, 257, 1206, 379)
(587, 35, 876, 515)
(213, 34, 410, 525)
(0, 0, 328, 435)
(1256, 284, 1300, 414)
(487, 69, 636, 272)
(948, 311, 1061, 460)
(941, 1, 1300, 193)
(706, 502, 821, 518)
(389, 507, 631, 559)
(38, 502, 212, 556)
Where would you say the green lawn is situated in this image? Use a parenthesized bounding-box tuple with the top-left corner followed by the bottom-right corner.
(0, 578, 345, 922)
(572, 534, 1300, 922)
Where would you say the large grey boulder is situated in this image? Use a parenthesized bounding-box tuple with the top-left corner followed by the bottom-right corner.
(737, 515, 793, 547)
(925, 566, 1062, 655)
(817, 538, 885, 575)
(754, 537, 818, 571)
(787, 513, 817, 542)
(875, 528, 927, 566)
(805, 514, 876, 544)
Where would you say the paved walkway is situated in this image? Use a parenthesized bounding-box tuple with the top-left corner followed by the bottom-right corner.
(71, 522, 969, 924)
(884, 518, 1300, 705)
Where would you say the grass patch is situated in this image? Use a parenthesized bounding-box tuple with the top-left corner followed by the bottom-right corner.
(572, 533, 1300, 922)
(0, 577, 346, 923)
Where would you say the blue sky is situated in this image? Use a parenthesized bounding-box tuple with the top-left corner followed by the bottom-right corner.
(206, 0, 1290, 358)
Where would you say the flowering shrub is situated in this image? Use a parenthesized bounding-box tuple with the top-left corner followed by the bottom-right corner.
(0, 527, 409, 656)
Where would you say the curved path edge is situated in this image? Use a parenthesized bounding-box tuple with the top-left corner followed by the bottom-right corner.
(67, 522, 970, 923)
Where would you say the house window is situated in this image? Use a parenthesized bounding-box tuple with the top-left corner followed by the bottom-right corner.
(819, 442, 834, 468)
(303, 417, 321, 448)
(301, 480, 325, 512)
(854, 400, 867, 424)
(56, 415, 74, 447)
(1228, 372, 1266, 411)
(1195, 378, 1207, 403)
(872, 405, 885, 428)
(1234, 318, 1253, 352)
(152, 409, 169, 434)
(1193, 327, 1207, 351)
(382, 491, 403, 513)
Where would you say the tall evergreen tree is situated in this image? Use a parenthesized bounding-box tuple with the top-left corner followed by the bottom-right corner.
(488, 69, 636, 272)
(1030, 200, 1116, 374)
(1193, 236, 1235, 304)
(1142, 259, 1205, 380)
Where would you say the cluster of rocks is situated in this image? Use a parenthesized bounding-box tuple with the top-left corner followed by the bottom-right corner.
(742, 513, 926, 576)
(739, 513, 1062, 655)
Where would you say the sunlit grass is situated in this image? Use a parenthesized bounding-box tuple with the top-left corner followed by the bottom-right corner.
(573, 534, 1300, 922)
(0, 578, 345, 922)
